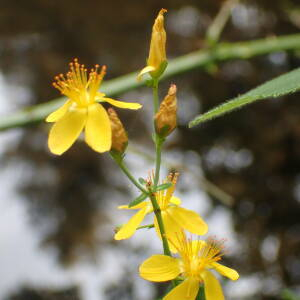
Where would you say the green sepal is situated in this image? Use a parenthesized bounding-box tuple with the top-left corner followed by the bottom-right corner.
(109, 150, 125, 164)
(153, 182, 172, 192)
(155, 124, 171, 138)
(150, 60, 168, 80)
(128, 192, 148, 208)
(146, 79, 154, 87)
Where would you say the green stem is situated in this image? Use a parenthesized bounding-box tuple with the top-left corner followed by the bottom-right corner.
(111, 155, 148, 194)
(149, 78, 171, 257)
(152, 79, 163, 187)
(148, 193, 171, 256)
(154, 136, 163, 187)
(152, 79, 159, 113)
(206, 0, 239, 47)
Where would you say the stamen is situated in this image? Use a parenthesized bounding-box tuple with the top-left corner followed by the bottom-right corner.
(52, 59, 105, 106)
(165, 172, 178, 203)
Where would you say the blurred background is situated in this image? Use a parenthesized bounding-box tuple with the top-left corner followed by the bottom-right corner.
(0, 0, 300, 299)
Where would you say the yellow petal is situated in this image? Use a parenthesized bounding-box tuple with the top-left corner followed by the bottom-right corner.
(46, 100, 71, 122)
(139, 255, 180, 282)
(170, 196, 181, 206)
(168, 206, 208, 235)
(48, 107, 86, 155)
(211, 263, 239, 281)
(114, 207, 148, 240)
(137, 65, 155, 81)
(102, 97, 142, 110)
(191, 240, 206, 256)
(164, 277, 200, 300)
(154, 211, 182, 253)
(118, 202, 149, 210)
(201, 270, 224, 300)
(85, 103, 112, 153)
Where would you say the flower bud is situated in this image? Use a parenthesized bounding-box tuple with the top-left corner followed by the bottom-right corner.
(155, 84, 177, 137)
(108, 108, 128, 154)
(137, 9, 167, 80)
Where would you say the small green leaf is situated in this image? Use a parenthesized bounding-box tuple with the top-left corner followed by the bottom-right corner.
(189, 67, 300, 127)
(153, 182, 172, 192)
(128, 193, 148, 208)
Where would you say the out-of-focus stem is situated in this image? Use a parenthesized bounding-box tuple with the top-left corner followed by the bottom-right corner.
(206, 0, 239, 47)
(2, 34, 300, 131)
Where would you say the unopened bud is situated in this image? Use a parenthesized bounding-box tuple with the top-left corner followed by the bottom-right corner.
(137, 9, 168, 80)
(148, 9, 167, 72)
(155, 84, 177, 137)
(108, 108, 128, 154)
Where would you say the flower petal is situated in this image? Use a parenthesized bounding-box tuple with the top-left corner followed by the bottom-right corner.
(118, 202, 149, 210)
(170, 196, 181, 206)
(164, 277, 200, 300)
(137, 65, 155, 81)
(48, 107, 86, 155)
(154, 211, 182, 253)
(139, 255, 180, 282)
(85, 103, 112, 153)
(211, 263, 239, 281)
(46, 100, 71, 123)
(114, 207, 148, 240)
(102, 97, 142, 110)
(168, 206, 208, 235)
(201, 270, 224, 300)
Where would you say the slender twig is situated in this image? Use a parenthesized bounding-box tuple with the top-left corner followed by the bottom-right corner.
(206, 0, 239, 47)
(152, 79, 163, 187)
(154, 137, 163, 187)
(152, 79, 159, 114)
(111, 155, 148, 194)
(148, 78, 172, 257)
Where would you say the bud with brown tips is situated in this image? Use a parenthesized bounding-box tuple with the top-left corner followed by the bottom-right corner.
(108, 108, 128, 154)
(154, 84, 177, 137)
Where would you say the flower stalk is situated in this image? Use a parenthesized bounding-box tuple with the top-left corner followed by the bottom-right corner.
(149, 79, 172, 257)
(110, 153, 148, 195)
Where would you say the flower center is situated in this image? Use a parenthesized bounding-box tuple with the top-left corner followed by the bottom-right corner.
(53, 58, 106, 107)
(176, 235, 225, 279)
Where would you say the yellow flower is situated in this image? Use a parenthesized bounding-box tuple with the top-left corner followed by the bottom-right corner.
(137, 9, 167, 80)
(139, 231, 239, 300)
(46, 59, 142, 155)
(114, 173, 208, 241)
